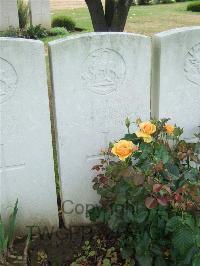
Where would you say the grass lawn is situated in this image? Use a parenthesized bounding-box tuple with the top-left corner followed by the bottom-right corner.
(50, 2, 199, 37)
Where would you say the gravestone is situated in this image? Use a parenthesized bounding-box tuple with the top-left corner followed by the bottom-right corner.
(49, 33, 151, 225)
(152, 27, 200, 140)
(0, 38, 58, 232)
(0, 0, 19, 31)
(29, 0, 51, 29)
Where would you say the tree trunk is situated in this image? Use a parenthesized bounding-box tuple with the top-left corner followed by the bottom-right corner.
(85, 0, 133, 32)
(105, 0, 115, 29)
(85, 0, 108, 32)
(110, 0, 133, 32)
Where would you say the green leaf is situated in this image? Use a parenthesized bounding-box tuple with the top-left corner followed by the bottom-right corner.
(7, 199, 18, 247)
(155, 256, 167, 266)
(172, 226, 195, 255)
(139, 143, 153, 160)
(103, 258, 111, 266)
(166, 216, 182, 232)
(154, 144, 169, 164)
(184, 246, 199, 265)
(166, 162, 180, 177)
(184, 215, 195, 231)
(71, 263, 79, 266)
(136, 255, 152, 266)
(88, 250, 96, 257)
(0, 220, 8, 256)
(196, 229, 200, 247)
(124, 133, 139, 144)
(135, 210, 148, 223)
(192, 253, 200, 266)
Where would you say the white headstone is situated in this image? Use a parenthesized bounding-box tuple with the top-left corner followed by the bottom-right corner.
(0, 38, 58, 232)
(152, 27, 200, 140)
(0, 0, 19, 31)
(49, 33, 151, 225)
(29, 0, 51, 29)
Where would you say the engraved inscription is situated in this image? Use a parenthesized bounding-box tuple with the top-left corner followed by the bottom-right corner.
(81, 49, 126, 95)
(0, 58, 18, 104)
(0, 144, 25, 174)
(89, 97, 134, 131)
(184, 43, 200, 86)
(86, 131, 109, 162)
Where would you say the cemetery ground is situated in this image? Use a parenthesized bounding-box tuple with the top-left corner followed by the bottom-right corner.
(41, 1, 200, 44)
(1, 2, 200, 266)
(25, 3, 200, 265)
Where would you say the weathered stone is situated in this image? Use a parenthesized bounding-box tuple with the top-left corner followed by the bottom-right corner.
(152, 27, 200, 140)
(29, 0, 51, 29)
(0, 0, 19, 31)
(49, 33, 151, 225)
(0, 38, 58, 232)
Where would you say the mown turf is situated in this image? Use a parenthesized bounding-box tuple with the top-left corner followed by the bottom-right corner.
(50, 2, 199, 36)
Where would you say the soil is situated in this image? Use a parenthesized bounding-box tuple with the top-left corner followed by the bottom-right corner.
(50, 0, 87, 10)
(50, 0, 105, 10)
(6, 225, 104, 265)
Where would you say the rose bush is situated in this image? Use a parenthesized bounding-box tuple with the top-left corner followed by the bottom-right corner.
(89, 118, 200, 265)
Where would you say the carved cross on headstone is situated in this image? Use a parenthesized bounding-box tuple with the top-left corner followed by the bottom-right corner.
(86, 131, 109, 162)
(0, 144, 25, 174)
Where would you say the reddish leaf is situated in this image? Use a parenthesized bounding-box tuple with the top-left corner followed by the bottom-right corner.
(194, 196, 200, 203)
(154, 161, 164, 172)
(174, 193, 182, 202)
(99, 176, 108, 185)
(145, 197, 158, 209)
(186, 201, 195, 210)
(176, 187, 184, 194)
(92, 165, 102, 171)
(157, 196, 169, 206)
(147, 176, 154, 185)
(133, 172, 145, 186)
(153, 183, 162, 193)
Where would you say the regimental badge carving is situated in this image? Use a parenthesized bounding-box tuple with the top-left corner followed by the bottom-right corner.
(0, 58, 18, 104)
(81, 48, 126, 95)
(184, 43, 200, 86)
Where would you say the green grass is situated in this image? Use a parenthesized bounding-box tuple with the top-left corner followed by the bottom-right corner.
(49, 2, 199, 37)
(51, 7, 93, 32)
(127, 2, 200, 35)
(41, 33, 70, 45)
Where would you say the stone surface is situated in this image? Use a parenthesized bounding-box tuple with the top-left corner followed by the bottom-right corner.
(49, 33, 151, 225)
(152, 27, 200, 140)
(0, 0, 19, 31)
(0, 38, 58, 232)
(29, 0, 51, 29)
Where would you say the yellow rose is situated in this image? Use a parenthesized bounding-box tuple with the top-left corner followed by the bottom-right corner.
(136, 131, 152, 143)
(165, 124, 175, 135)
(111, 140, 138, 161)
(139, 121, 156, 135)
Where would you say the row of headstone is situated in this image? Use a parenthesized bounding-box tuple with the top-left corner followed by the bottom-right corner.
(0, 27, 200, 231)
(49, 27, 200, 226)
(0, 0, 51, 31)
